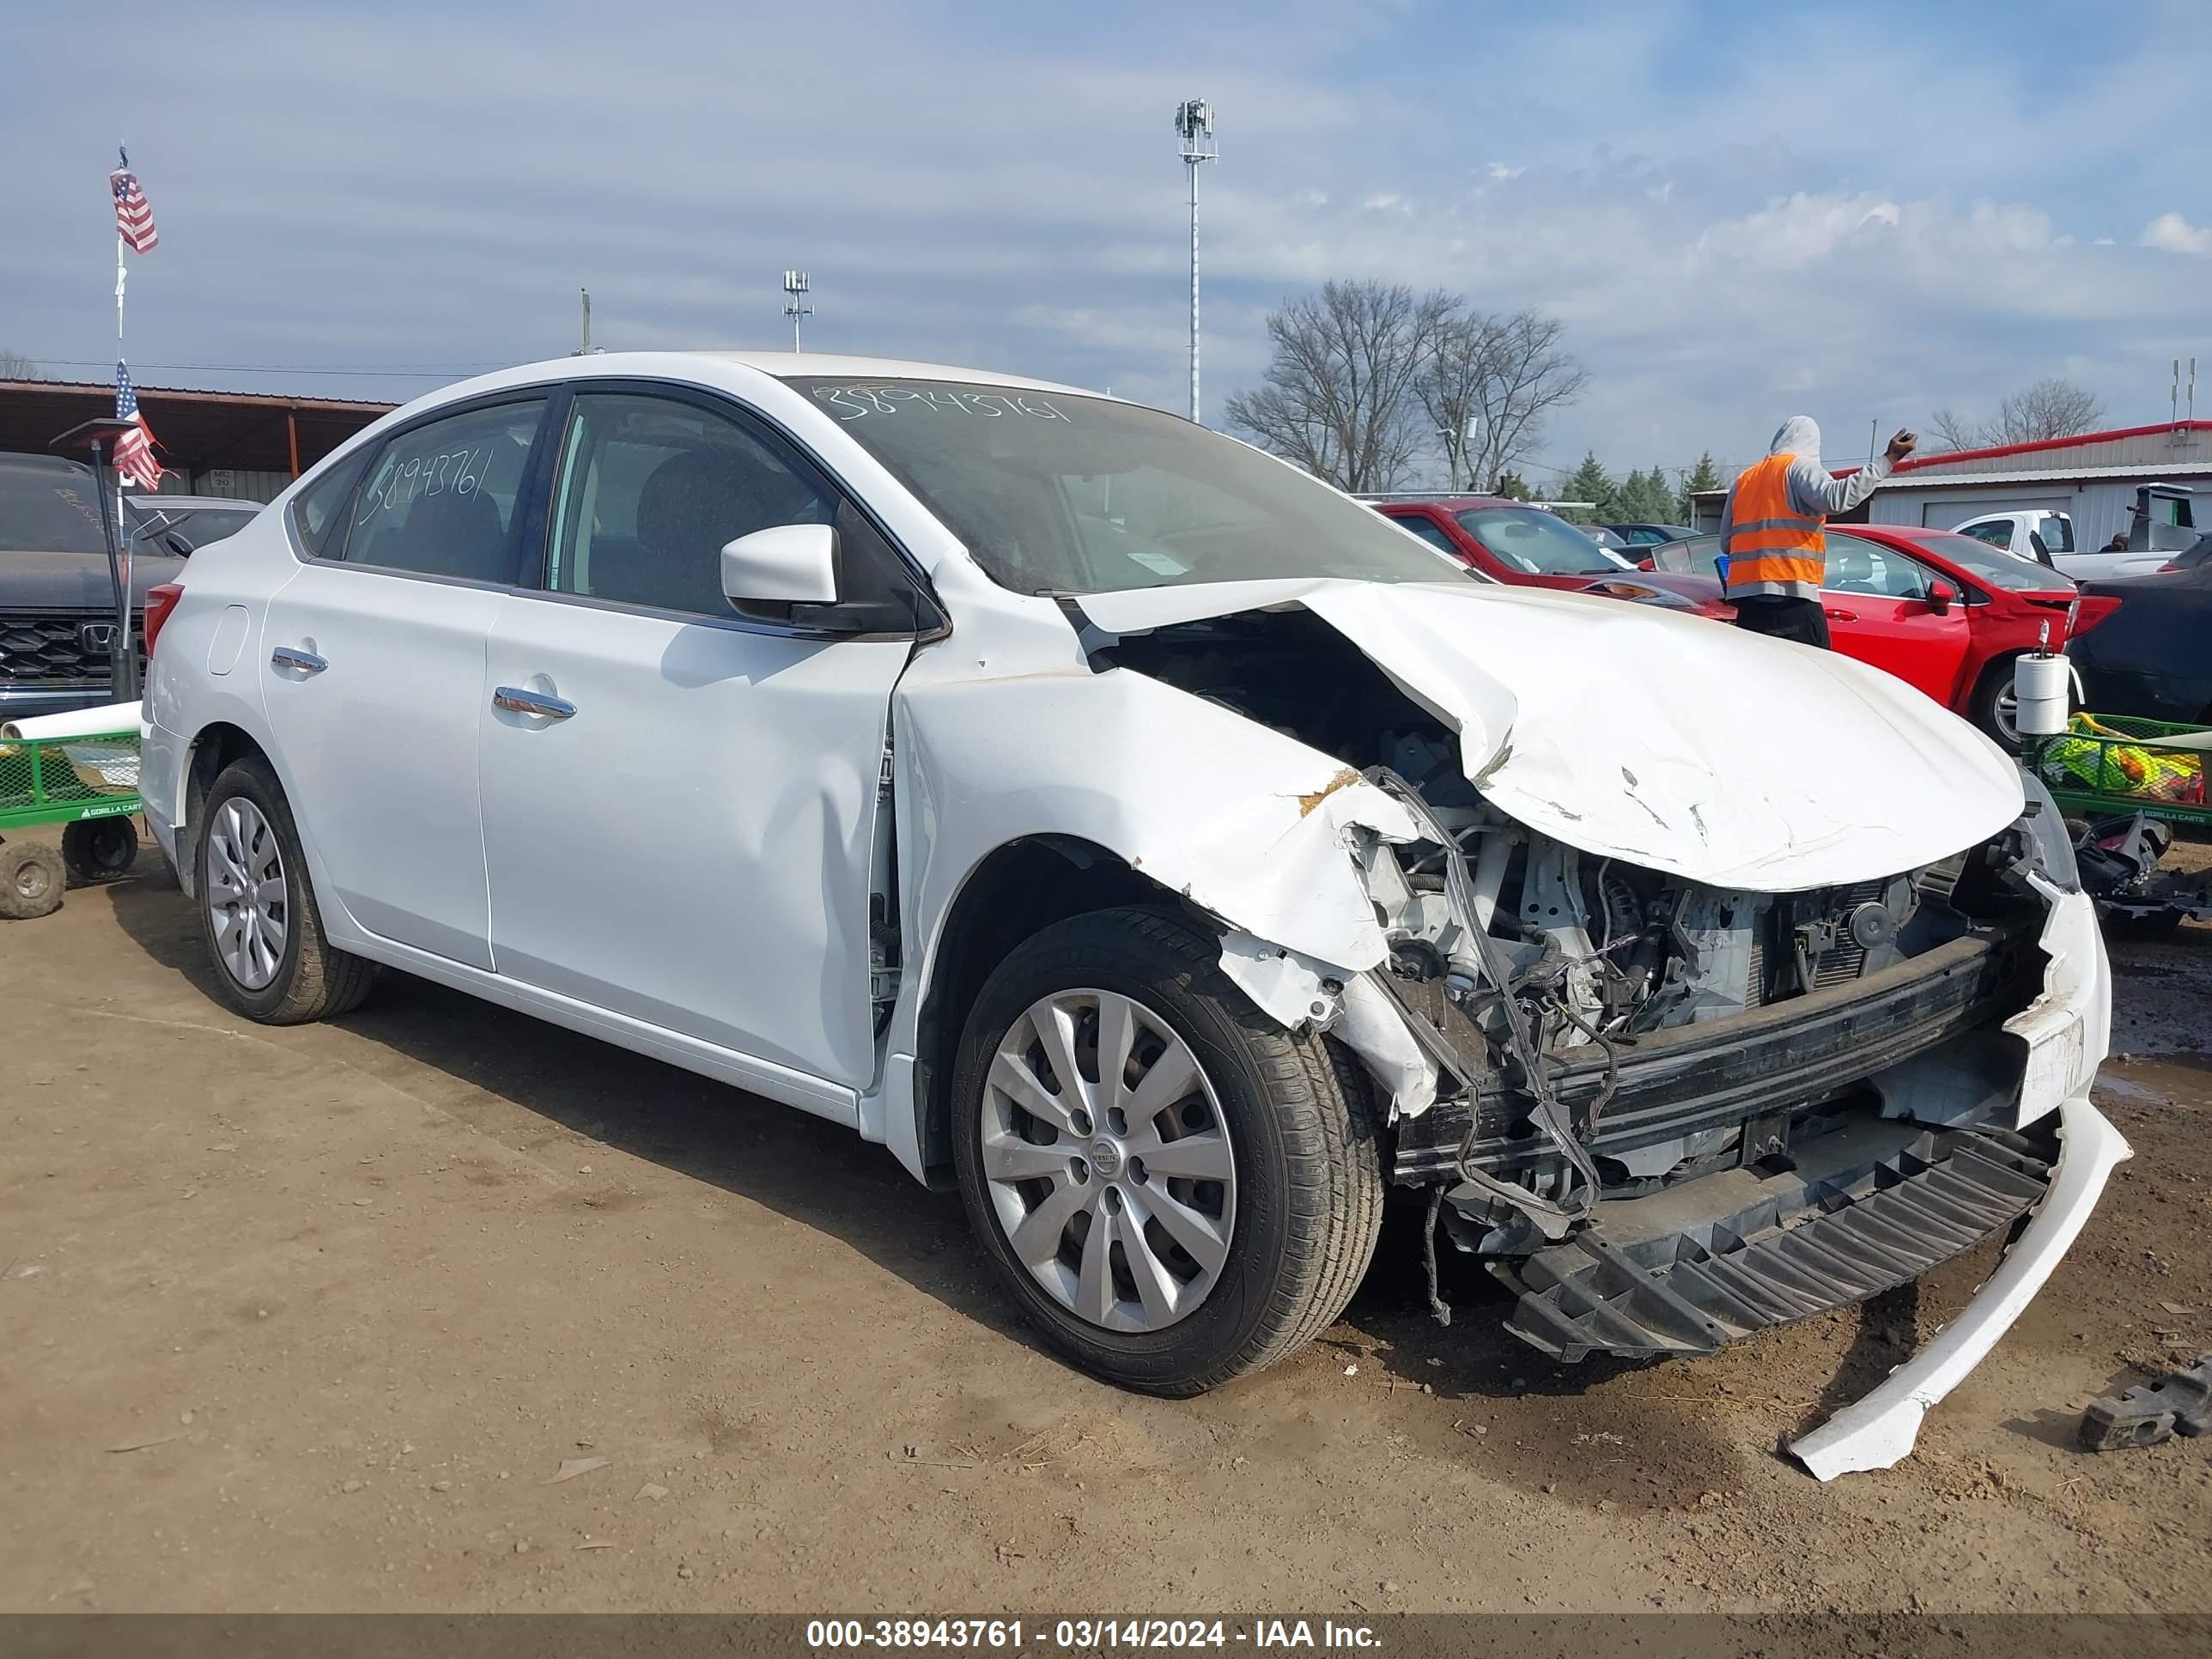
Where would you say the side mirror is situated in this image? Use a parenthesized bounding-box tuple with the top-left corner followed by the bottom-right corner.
(720, 523, 839, 609)
(1926, 579, 1957, 615)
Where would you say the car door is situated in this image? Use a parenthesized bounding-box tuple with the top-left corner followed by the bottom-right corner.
(477, 385, 924, 1090)
(259, 394, 551, 969)
(1818, 532, 1972, 705)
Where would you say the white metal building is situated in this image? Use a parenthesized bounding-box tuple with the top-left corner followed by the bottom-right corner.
(1692, 420, 2212, 544)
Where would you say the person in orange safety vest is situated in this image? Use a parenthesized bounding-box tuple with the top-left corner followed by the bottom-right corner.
(1722, 416, 1917, 647)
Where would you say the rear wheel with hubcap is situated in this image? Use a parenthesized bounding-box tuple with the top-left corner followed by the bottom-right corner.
(195, 757, 377, 1024)
(951, 906, 1382, 1395)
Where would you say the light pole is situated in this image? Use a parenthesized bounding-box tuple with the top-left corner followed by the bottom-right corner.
(1174, 99, 1217, 425)
(782, 270, 812, 353)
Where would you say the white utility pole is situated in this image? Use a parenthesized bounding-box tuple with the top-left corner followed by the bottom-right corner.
(783, 270, 813, 353)
(1174, 99, 1218, 425)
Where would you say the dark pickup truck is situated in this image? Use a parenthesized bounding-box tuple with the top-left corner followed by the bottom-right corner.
(1, 452, 188, 725)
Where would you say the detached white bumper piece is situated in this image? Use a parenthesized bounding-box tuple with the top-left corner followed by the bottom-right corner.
(1790, 1092, 2130, 1480)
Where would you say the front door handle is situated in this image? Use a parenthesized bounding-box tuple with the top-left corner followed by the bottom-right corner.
(270, 645, 327, 674)
(1823, 608, 1857, 622)
(493, 685, 576, 720)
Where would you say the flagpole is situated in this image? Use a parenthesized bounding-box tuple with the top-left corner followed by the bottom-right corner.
(113, 147, 135, 698)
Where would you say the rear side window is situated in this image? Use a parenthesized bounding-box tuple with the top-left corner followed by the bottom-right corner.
(291, 450, 369, 558)
(335, 400, 545, 581)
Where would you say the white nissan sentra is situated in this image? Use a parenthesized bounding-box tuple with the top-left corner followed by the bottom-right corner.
(140, 354, 2124, 1474)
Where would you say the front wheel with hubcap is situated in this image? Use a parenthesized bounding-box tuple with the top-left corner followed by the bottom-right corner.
(194, 757, 377, 1024)
(950, 906, 1383, 1395)
(1972, 657, 2025, 751)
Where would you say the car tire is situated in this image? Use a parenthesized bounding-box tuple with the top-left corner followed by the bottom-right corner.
(0, 842, 65, 920)
(194, 757, 377, 1024)
(61, 816, 138, 883)
(1970, 657, 2023, 751)
(950, 904, 1383, 1396)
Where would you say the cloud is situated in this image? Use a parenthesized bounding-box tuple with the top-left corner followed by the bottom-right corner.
(2142, 212, 2212, 255)
(1, 0, 2200, 478)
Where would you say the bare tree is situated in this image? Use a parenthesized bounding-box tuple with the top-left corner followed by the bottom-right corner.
(1929, 407, 1983, 452)
(1451, 308, 1589, 492)
(1929, 379, 2107, 451)
(1994, 378, 2106, 443)
(0, 347, 38, 381)
(1224, 281, 1453, 492)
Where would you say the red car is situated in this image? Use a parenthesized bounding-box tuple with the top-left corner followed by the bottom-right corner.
(1368, 495, 1730, 614)
(1650, 524, 2119, 748)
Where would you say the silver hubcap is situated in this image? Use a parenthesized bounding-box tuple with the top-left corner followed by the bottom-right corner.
(981, 988, 1236, 1333)
(206, 798, 288, 990)
(1995, 684, 2021, 744)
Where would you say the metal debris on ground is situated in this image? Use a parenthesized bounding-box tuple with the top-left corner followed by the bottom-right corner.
(2078, 1353, 2212, 1451)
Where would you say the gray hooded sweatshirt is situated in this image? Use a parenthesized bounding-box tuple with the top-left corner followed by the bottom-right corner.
(1720, 416, 1893, 601)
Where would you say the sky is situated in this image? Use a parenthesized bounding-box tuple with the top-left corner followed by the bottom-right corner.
(3, 0, 2207, 488)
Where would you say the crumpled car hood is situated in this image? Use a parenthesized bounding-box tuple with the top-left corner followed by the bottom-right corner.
(1076, 577, 2025, 890)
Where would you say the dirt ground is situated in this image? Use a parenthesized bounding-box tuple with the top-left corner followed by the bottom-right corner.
(3, 830, 2208, 1616)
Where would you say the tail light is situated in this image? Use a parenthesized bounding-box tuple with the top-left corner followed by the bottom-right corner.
(2158, 561, 2180, 574)
(2067, 595, 2120, 640)
(143, 582, 185, 658)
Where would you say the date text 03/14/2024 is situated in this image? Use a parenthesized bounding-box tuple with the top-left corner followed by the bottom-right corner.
(805, 1621, 1382, 1650)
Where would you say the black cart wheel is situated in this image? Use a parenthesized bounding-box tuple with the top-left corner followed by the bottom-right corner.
(0, 842, 66, 920)
(62, 817, 138, 883)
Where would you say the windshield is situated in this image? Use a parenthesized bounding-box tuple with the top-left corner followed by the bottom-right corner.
(781, 378, 1469, 595)
(1918, 532, 2075, 592)
(0, 456, 111, 555)
(1455, 507, 1635, 574)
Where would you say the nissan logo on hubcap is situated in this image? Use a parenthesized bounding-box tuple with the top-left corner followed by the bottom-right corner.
(1087, 1138, 1122, 1180)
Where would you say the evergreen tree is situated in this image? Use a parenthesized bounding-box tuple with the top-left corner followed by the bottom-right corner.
(1492, 469, 1531, 502)
(1677, 452, 1723, 524)
(1559, 452, 1616, 523)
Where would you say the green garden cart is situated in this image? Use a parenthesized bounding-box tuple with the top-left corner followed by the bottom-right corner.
(0, 727, 142, 919)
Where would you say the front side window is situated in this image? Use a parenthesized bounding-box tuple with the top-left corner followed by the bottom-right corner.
(1389, 513, 1461, 558)
(782, 377, 1467, 596)
(544, 393, 839, 617)
(1825, 533, 1930, 599)
(337, 400, 545, 581)
(1455, 507, 1634, 575)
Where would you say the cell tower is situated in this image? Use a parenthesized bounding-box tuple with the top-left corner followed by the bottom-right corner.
(1174, 99, 1218, 425)
(783, 270, 813, 353)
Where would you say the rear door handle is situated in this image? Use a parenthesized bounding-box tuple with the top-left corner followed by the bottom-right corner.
(1823, 608, 1857, 622)
(270, 646, 327, 674)
(493, 685, 576, 720)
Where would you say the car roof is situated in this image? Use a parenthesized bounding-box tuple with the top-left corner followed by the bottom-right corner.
(1364, 495, 1517, 509)
(701, 351, 1098, 398)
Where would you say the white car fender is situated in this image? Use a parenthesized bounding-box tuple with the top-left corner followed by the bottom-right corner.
(868, 660, 1436, 1178)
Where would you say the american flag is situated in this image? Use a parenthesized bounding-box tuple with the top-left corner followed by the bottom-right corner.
(114, 361, 163, 489)
(111, 165, 158, 253)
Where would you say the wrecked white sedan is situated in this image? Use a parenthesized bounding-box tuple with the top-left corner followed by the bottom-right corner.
(140, 355, 2124, 1473)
